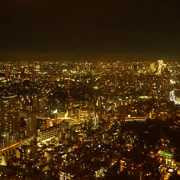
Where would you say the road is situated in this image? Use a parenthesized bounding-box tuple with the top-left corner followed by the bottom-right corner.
(0, 136, 35, 152)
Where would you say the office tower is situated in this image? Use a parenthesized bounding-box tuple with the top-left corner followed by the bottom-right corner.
(158, 60, 164, 74)
(19, 111, 37, 138)
(0, 95, 20, 147)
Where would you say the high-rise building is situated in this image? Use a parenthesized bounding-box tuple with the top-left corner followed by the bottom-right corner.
(0, 95, 19, 133)
(19, 111, 37, 138)
(0, 95, 20, 147)
(158, 60, 164, 74)
(150, 63, 155, 73)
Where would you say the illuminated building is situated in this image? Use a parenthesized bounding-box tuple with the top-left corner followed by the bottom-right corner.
(170, 89, 180, 105)
(34, 62, 40, 72)
(150, 63, 156, 73)
(0, 154, 7, 166)
(38, 124, 61, 141)
(38, 95, 46, 113)
(157, 60, 164, 74)
(125, 116, 146, 122)
(158, 150, 174, 165)
(36, 117, 53, 130)
(20, 111, 37, 137)
(0, 95, 20, 147)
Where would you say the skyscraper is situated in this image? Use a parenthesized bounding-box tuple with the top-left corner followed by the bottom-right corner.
(0, 95, 20, 147)
(157, 60, 164, 75)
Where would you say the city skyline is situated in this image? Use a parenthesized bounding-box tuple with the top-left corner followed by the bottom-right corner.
(0, 60, 180, 179)
(0, 1, 180, 61)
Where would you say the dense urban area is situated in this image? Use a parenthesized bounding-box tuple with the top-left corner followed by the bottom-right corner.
(0, 60, 180, 179)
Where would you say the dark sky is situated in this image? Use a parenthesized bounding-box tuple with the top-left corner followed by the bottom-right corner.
(0, 0, 180, 61)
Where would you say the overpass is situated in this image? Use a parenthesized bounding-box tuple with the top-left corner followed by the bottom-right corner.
(0, 136, 35, 158)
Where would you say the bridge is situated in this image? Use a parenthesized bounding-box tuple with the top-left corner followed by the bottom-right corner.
(0, 136, 35, 164)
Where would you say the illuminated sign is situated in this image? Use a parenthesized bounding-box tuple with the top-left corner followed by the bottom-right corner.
(168, 168, 174, 173)
(158, 150, 173, 158)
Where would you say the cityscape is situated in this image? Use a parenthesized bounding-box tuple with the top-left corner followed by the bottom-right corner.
(0, 60, 180, 179)
(1, 0, 180, 179)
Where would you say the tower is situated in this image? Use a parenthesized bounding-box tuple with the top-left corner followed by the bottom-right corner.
(157, 60, 163, 74)
(150, 63, 155, 73)
(0, 95, 20, 147)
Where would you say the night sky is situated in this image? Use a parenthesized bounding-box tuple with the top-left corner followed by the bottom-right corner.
(0, 0, 180, 61)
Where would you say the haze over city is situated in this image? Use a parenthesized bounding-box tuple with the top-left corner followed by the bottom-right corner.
(0, 0, 180, 61)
